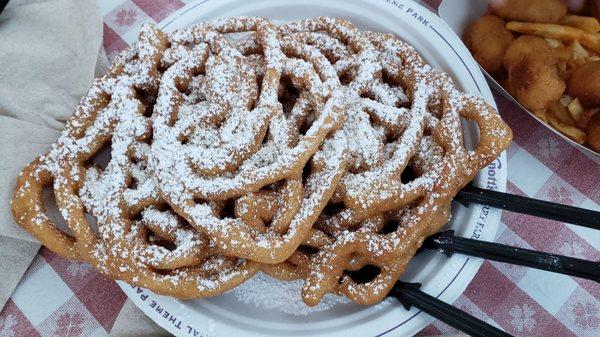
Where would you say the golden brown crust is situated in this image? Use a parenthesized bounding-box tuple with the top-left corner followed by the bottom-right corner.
(464, 15, 514, 74)
(587, 113, 600, 152)
(567, 61, 600, 108)
(503, 35, 566, 110)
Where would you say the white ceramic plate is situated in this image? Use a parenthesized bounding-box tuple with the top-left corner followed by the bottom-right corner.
(118, 0, 508, 336)
(438, 0, 600, 159)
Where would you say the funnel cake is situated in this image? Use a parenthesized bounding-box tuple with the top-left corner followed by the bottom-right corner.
(149, 17, 347, 264)
(12, 23, 259, 298)
(12, 18, 348, 299)
(11, 17, 511, 305)
(278, 18, 511, 305)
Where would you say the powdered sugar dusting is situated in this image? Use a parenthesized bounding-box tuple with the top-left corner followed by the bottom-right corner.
(10, 16, 511, 308)
(231, 273, 350, 315)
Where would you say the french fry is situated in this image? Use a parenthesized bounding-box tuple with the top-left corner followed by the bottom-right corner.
(569, 40, 590, 64)
(532, 109, 549, 123)
(547, 113, 587, 144)
(545, 38, 563, 48)
(560, 15, 600, 33)
(560, 95, 573, 107)
(567, 98, 585, 123)
(506, 21, 600, 53)
(554, 41, 589, 68)
(550, 100, 576, 125)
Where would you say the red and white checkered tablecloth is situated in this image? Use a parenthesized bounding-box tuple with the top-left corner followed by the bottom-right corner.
(1, 0, 598, 336)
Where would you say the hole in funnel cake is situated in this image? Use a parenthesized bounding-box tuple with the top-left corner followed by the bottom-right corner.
(345, 264, 382, 284)
(146, 229, 177, 252)
(130, 211, 144, 222)
(126, 159, 148, 191)
(260, 130, 270, 146)
(42, 185, 73, 236)
(396, 100, 411, 109)
(359, 89, 377, 101)
(126, 175, 139, 190)
(278, 76, 299, 117)
(298, 245, 319, 255)
(154, 239, 178, 252)
(407, 196, 425, 209)
(322, 202, 345, 216)
(84, 211, 100, 237)
(339, 69, 354, 86)
(142, 103, 154, 118)
(400, 165, 419, 184)
(322, 50, 342, 66)
(298, 114, 314, 137)
(261, 181, 284, 192)
(134, 89, 155, 113)
(153, 203, 170, 212)
(379, 219, 400, 235)
(422, 125, 434, 137)
(385, 131, 400, 144)
(460, 117, 479, 151)
(85, 141, 112, 171)
(301, 163, 312, 186)
(192, 196, 209, 206)
(220, 199, 237, 219)
(381, 69, 399, 87)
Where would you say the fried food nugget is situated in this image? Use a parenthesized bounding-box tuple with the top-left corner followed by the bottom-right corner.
(465, 15, 515, 74)
(567, 61, 600, 107)
(489, 0, 567, 23)
(587, 113, 600, 152)
(503, 36, 566, 110)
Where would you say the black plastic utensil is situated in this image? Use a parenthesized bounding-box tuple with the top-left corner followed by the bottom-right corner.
(389, 282, 512, 337)
(422, 230, 600, 282)
(347, 268, 512, 337)
(456, 184, 600, 230)
(0, 0, 8, 16)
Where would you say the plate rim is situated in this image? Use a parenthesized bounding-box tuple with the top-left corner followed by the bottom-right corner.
(118, 0, 508, 336)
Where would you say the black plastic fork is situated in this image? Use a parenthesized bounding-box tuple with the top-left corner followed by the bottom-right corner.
(456, 184, 600, 230)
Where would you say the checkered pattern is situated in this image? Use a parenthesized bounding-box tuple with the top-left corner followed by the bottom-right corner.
(2, 250, 127, 336)
(2, 0, 599, 336)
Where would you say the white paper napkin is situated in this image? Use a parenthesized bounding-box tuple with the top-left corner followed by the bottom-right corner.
(0, 0, 102, 309)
